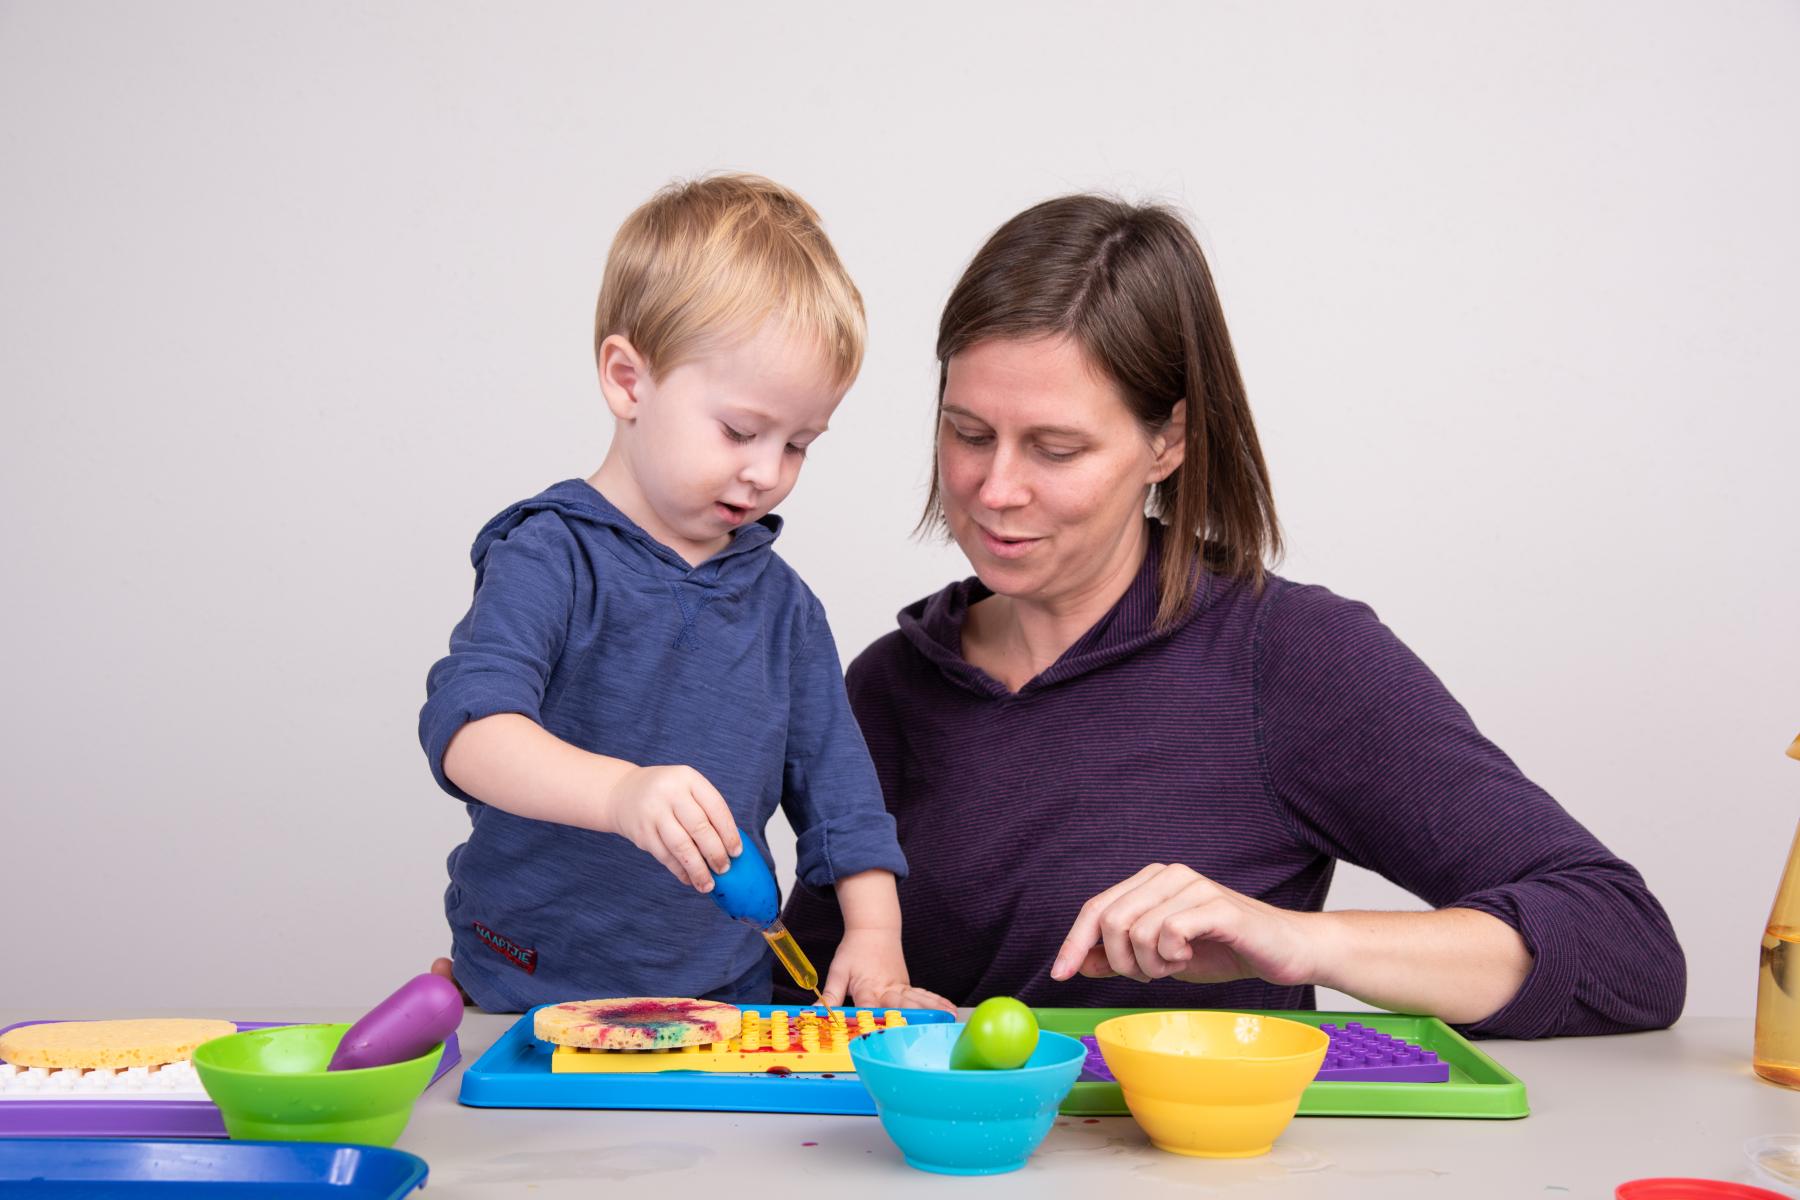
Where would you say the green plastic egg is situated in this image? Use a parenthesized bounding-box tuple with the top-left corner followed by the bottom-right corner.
(949, 997, 1039, 1070)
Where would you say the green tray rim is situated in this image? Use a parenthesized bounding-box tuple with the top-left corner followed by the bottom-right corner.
(1032, 1007, 1529, 1120)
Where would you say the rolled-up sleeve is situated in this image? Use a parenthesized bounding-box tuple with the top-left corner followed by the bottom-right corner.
(1451, 864, 1688, 1038)
(780, 598, 908, 889)
(1257, 582, 1687, 1038)
(418, 518, 575, 803)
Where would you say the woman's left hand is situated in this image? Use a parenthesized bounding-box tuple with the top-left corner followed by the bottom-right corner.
(1050, 863, 1320, 986)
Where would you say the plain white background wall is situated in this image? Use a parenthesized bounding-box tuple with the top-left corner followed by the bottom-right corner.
(2, 2, 1795, 1020)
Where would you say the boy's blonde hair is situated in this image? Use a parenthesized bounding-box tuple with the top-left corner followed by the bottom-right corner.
(594, 174, 865, 389)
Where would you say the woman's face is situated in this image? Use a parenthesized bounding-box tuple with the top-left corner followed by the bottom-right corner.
(937, 335, 1182, 610)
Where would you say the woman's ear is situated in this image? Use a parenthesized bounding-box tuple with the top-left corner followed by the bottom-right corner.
(597, 335, 648, 421)
(1150, 400, 1187, 483)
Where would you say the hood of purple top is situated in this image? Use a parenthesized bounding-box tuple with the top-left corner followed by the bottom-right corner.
(895, 521, 1220, 699)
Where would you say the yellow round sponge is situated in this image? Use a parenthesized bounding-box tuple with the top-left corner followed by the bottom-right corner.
(0, 1018, 238, 1069)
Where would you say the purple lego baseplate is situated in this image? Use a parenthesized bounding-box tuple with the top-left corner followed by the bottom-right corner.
(1077, 1021, 1449, 1085)
(1313, 1022, 1447, 1082)
(1078, 1036, 1113, 1082)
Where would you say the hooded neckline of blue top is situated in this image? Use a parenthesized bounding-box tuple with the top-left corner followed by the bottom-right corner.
(468, 477, 783, 587)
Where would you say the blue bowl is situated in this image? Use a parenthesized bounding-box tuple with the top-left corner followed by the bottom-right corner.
(848, 1023, 1086, 1176)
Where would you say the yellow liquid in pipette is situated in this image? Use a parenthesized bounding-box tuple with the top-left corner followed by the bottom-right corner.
(762, 920, 822, 1002)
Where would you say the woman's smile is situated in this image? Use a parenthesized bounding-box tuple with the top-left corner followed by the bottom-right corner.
(976, 524, 1043, 558)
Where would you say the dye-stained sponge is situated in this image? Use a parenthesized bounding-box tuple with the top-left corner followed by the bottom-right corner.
(533, 998, 742, 1051)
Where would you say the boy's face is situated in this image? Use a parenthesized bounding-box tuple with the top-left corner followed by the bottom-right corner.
(600, 321, 846, 563)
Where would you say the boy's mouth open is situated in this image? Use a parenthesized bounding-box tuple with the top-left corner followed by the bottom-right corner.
(715, 501, 750, 526)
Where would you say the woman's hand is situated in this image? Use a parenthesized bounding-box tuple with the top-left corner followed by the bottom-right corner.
(1050, 863, 1320, 986)
(820, 927, 957, 1013)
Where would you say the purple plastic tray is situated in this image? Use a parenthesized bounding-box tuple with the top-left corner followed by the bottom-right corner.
(0, 1020, 462, 1139)
(1076, 1020, 1449, 1085)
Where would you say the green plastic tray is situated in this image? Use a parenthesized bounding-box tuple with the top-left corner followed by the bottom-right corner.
(1034, 1007, 1528, 1119)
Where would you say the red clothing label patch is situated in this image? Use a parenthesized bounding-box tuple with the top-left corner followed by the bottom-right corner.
(472, 920, 538, 975)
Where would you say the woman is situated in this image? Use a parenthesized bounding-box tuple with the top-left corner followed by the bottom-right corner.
(782, 195, 1685, 1036)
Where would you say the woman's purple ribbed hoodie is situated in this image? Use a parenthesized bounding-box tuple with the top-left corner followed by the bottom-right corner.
(778, 525, 1685, 1038)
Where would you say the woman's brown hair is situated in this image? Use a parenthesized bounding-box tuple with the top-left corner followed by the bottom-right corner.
(921, 195, 1281, 628)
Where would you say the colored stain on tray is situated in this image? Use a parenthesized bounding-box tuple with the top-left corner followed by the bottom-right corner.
(1082, 1118, 1099, 1124)
(801, 1141, 817, 1147)
(571, 999, 716, 1025)
(766, 1065, 792, 1076)
(556, 998, 733, 1047)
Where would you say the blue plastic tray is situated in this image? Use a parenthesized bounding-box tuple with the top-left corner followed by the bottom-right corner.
(460, 1003, 956, 1115)
(0, 1138, 428, 1196)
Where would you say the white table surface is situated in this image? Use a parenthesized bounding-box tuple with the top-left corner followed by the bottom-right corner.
(5, 1010, 1798, 1197)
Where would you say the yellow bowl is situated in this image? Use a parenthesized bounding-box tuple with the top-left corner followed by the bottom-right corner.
(1093, 1011, 1327, 1158)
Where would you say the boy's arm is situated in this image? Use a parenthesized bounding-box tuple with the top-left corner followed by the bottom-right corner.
(832, 866, 902, 935)
(442, 715, 738, 889)
(780, 598, 949, 1010)
(442, 713, 629, 828)
(777, 598, 907, 890)
(419, 521, 573, 804)
(420, 521, 737, 889)
(820, 867, 953, 1012)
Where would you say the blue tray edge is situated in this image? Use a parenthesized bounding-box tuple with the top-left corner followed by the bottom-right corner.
(0, 1138, 428, 1195)
(459, 1003, 955, 1115)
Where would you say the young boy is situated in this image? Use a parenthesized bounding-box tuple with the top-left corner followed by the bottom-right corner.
(419, 175, 947, 1013)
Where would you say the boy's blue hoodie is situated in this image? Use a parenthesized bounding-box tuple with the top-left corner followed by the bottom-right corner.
(420, 479, 905, 1012)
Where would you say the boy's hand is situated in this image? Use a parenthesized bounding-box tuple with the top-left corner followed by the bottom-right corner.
(819, 928, 956, 1013)
(600, 764, 742, 891)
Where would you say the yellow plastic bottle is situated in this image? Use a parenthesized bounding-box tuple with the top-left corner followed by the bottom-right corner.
(1752, 733, 1800, 1087)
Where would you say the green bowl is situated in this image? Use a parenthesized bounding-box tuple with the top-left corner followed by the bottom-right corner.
(191, 1023, 441, 1146)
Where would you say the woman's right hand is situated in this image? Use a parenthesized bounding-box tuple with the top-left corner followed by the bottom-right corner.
(599, 764, 742, 891)
(1049, 863, 1319, 987)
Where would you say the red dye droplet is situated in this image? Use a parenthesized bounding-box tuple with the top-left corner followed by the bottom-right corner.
(819, 1072, 835, 1078)
(801, 1141, 818, 1147)
(766, 1065, 792, 1076)
(1082, 1118, 1100, 1124)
